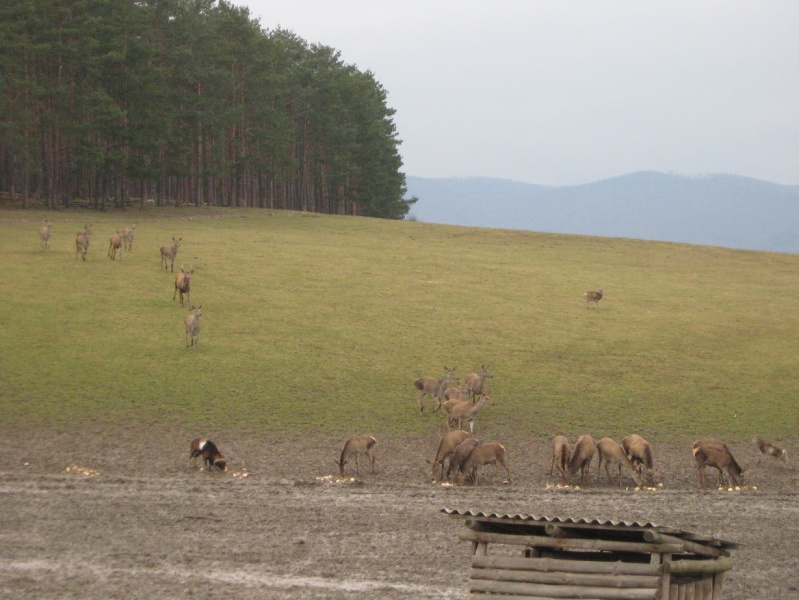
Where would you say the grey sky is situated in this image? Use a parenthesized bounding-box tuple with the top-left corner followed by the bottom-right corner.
(235, 1, 798, 186)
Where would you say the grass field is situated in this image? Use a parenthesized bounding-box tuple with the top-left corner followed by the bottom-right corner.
(2, 208, 797, 442)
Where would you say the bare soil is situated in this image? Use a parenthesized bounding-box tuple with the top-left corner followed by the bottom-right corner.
(1, 425, 797, 599)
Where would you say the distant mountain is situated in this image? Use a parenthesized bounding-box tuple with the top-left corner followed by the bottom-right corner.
(405, 172, 799, 253)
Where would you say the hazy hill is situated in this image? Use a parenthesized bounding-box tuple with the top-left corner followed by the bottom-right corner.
(406, 172, 799, 253)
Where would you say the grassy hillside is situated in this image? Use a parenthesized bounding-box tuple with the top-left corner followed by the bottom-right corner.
(2, 208, 797, 442)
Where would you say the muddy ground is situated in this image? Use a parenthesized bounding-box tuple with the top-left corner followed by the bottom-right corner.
(1, 425, 797, 599)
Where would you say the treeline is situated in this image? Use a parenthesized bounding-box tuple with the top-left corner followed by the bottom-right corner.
(0, 0, 414, 218)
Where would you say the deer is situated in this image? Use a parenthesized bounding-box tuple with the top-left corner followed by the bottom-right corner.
(75, 224, 93, 261)
(337, 434, 377, 477)
(584, 288, 603, 307)
(414, 366, 458, 414)
(189, 438, 227, 471)
(429, 430, 470, 481)
(108, 231, 123, 260)
(549, 436, 572, 482)
(693, 441, 745, 488)
(185, 305, 202, 348)
(446, 395, 491, 434)
(160, 236, 182, 272)
(446, 437, 481, 483)
(597, 437, 642, 487)
(461, 442, 511, 485)
(121, 223, 136, 251)
(752, 435, 788, 464)
(692, 439, 731, 486)
(566, 434, 596, 486)
(623, 434, 658, 487)
(173, 267, 194, 307)
(39, 220, 52, 250)
(464, 365, 492, 402)
(443, 384, 469, 402)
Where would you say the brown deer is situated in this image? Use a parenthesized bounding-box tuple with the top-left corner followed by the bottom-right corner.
(414, 366, 458, 414)
(566, 434, 596, 485)
(75, 224, 93, 261)
(121, 223, 136, 251)
(429, 430, 470, 481)
(693, 440, 745, 488)
(446, 395, 491, 434)
(623, 434, 658, 487)
(584, 288, 603, 307)
(549, 436, 572, 482)
(337, 434, 377, 477)
(443, 384, 469, 402)
(461, 442, 511, 485)
(173, 267, 194, 307)
(464, 365, 492, 402)
(752, 435, 788, 464)
(108, 231, 123, 260)
(160, 237, 182, 272)
(692, 439, 730, 486)
(597, 437, 642, 487)
(185, 305, 202, 348)
(189, 438, 226, 471)
(39, 220, 52, 250)
(447, 437, 481, 483)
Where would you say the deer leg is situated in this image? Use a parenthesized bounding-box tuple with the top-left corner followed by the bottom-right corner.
(418, 392, 425, 414)
(369, 451, 375, 474)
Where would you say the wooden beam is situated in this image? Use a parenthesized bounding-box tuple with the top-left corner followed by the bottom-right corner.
(470, 566, 661, 589)
(468, 578, 660, 599)
(643, 531, 729, 558)
(472, 554, 663, 576)
(460, 529, 683, 555)
(665, 558, 733, 575)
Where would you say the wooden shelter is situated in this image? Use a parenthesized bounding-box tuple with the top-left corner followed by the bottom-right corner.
(444, 508, 737, 599)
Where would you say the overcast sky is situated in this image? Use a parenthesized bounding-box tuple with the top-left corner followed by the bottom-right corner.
(234, 1, 798, 186)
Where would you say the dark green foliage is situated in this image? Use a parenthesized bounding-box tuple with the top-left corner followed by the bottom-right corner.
(0, 0, 412, 218)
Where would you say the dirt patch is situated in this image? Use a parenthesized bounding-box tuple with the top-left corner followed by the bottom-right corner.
(1, 426, 797, 599)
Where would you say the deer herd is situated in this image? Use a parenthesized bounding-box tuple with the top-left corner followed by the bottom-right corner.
(38, 220, 201, 349)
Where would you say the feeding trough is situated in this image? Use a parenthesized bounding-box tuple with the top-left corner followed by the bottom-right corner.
(443, 508, 737, 599)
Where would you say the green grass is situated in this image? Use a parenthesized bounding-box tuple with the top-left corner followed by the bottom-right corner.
(2, 208, 798, 442)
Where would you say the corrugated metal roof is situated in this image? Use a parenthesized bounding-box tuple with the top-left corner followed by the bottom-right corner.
(441, 508, 738, 549)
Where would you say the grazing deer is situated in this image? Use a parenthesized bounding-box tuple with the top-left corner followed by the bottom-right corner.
(461, 442, 511, 485)
(446, 395, 492, 434)
(693, 441, 745, 488)
(623, 434, 658, 487)
(447, 437, 481, 483)
(584, 288, 603, 307)
(443, 384, 469, 402)
(464, 365, 492, 402)
(692, 439, 731, 486)
(752, 435, 788, 464)
(566, 434, 596, 485)
(597, 437, 642, 487)
(160, 236, 182, 272)
(185, 305, 202, 348)
(414, 366, 458, 414)
(121, 223, 136, 251)
(549, 436, 572, 482)
(173, 267, 194, 307)
(75, 224, 93, 261)
(337, 434, 377, 477)
(39, 220, 52, 250)
(108, 231, 123, 260)
(189, 438, 227, 471)
(429, 430, 470, 481)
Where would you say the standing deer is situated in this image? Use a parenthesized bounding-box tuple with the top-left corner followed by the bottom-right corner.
(185, 305, 202, 348)
(108, 231, 123, 260)
(566, 434, 596, 485)
(39, 220, 52, 250)
(693, 441, 745, 488)
(464, 365, 492, 402)
(174, 267, 194, 307)
(121, 223, 136, 251)
(414, 366, 458, 414)
(429, 430, 470, 481)
(337, 434, 377, 477)
(623, 434, 657, 487)
(597, 437, 642, 487)
(461, 442, 511, 485)
(443, 384, 469, 402)
(446, 395, 492, 434)
(752, 435, 788, 464)
(584, 288, 603, 307)
(160, 237, 182, 272)
(549, 436, 572, 482)
(75, 224, 93, 261)
(447, 437, 481, 483)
